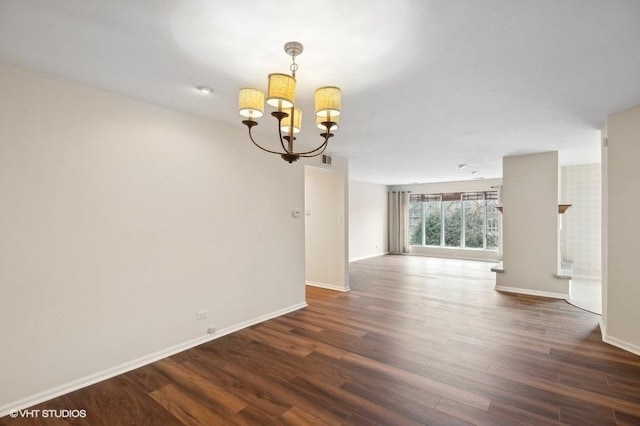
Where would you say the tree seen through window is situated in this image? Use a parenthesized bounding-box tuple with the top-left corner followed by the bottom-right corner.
(409, 191, 499, 250)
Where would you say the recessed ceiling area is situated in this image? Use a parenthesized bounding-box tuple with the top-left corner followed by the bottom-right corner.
(0, 0, 638, 184)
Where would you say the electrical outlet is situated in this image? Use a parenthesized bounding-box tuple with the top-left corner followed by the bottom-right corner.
(196, 310, 208, 320)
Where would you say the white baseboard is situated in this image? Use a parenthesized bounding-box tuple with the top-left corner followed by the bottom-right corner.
(306, 280, 350, 292)
(494, 285, 569, 300)
(410, 252, 498, 263)
(601, 330, 640, 357)
(0, 301, 307, 418)
(349, 252, 388, 262)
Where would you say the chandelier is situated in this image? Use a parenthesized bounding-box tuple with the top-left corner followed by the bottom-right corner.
(238, 41, 341, 163)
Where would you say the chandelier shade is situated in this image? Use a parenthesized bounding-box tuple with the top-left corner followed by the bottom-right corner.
(266, 73, 296, 109)
(281, 108, 302, 134)
(238, 41, 341, 163)
(238, 88, 265, 118)
(315, 86, 342, 118)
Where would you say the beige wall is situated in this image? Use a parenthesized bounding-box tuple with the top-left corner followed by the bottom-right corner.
(601, 122, 609, 335)
(304, 166, 349, 291)
(496, 152, 569, 298)
(348, 180, 388, 261)
(0, 65, 308, 412)
(604, 105, 640, 355)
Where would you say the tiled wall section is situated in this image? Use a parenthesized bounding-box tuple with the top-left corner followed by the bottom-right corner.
(561, 164, 601, 278)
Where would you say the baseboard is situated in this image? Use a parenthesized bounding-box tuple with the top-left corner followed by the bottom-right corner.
(0, 301, 307, 418)
(599, 317, 607, 339)
(602, 331, 640, 357)
(349, 252, 388, 262)
(306, 280, 351, 292)
(410, 252, 498, 263)
(494, 285, 569, 300)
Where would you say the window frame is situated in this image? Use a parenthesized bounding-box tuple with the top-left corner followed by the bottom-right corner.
(409, 191, 498, 250)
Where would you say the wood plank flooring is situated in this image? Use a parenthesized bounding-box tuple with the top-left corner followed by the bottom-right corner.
(3, 255, 640, 425)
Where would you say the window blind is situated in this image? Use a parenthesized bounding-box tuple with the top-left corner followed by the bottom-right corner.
(410, 190, 497, 202)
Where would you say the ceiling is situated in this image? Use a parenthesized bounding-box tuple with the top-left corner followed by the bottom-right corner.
(1, 0, 639, 184)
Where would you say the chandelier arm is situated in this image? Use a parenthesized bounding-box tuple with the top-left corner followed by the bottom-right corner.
(247, 126, 286, 155)
(270, 111, 289, 153)
(299, 141, 330, 158)
(295, 133, 333, 155)
(277, 122, 288, 153)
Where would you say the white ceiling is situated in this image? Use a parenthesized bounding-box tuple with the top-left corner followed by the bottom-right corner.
(1, 0, 639, 184)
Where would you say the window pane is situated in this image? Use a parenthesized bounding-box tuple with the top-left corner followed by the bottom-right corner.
(409, 201, 423, 245)
(424, 200, 441, 246)
(464, 199, 485, 248)
(443, 200, 461, 247)
(486, 199, 499, 249)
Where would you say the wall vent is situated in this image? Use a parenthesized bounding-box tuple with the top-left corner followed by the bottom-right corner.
(322, 155, 332, 166)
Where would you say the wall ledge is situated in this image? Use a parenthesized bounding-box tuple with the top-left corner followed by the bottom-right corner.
(555, 262, 573, 280)
(495, 285, 569, 300)
(0, 301, 308, 418)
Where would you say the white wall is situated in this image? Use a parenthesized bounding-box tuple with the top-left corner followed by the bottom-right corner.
(604, 105, 640, 355)
(0, 65, 308, 413)
(304, 166, 349, 291)
(390, 178, 502, 261)
(560, 164, 601, 278)
(601, 123, 609, 336)
(496, 152, 569, 298)
(348, 180, 387, 261)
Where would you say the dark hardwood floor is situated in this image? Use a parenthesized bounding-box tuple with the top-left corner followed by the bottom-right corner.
(3, 255, 640, 425)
